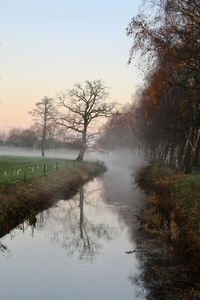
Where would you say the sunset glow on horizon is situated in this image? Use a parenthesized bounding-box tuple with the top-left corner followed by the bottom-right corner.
(0, 0, 142, 131)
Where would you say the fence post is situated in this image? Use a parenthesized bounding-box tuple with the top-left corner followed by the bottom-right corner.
(44, 164, 47, 175)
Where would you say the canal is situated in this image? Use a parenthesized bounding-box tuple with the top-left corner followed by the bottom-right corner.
(0, 152, 146, 299)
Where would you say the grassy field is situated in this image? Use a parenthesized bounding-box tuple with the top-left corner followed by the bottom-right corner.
(0, 155, 84, 185)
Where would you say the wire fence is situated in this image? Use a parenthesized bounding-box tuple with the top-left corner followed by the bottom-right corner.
(0, 159, 89, 185)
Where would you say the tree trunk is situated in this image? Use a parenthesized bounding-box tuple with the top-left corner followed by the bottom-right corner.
(185, 128, 200, 174)
(165, 144, 171, 165)
(76, 128, 87, 161)
(33, 142, 36, 152)
(79, 187, 84, 239)
(169, 144, 176, 167)
(180, 127, 192, 172)
(42, 115, 47, 157)
(41, 129, 46, 157)
(173, 145, 179, 169)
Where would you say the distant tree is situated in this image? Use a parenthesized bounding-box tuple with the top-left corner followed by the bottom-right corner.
(29, 97, 55, 157)
(20, 128, 38, 149)
(7, 128, 23, 147)
(56, 80, 115, 161)
(0, 132, 7, 145)
(98, 107, 136, 151)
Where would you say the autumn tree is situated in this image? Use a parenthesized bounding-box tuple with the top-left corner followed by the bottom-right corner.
(56, 80, 115, 161)
(126, 0, 200, 173)
(29, 97, 55, 157)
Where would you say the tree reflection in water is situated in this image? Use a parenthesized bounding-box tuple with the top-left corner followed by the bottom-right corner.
(35, 183, 118, 261)
(0, 243, 7, 252)
(0, 238, 11, 259)
(0, 177, 148, 298)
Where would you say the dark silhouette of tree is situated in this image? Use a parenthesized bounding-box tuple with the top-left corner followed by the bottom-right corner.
(36, 185, 117, 261)
(29, 97, 55, 157)
(56, 80, 115, 161)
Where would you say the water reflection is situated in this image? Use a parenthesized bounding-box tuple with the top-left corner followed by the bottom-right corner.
(0, 178, 145, 300)
(36, 185, 118, 260)
(0, 241, 9, 255)
(7, 180, 119, 262)
(77, 186, 117, 259)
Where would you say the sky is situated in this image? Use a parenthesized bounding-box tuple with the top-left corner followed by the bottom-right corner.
(0, 0, 142, 131)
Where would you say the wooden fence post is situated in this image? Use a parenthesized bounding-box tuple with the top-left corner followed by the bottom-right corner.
(44, 164, 47, 175)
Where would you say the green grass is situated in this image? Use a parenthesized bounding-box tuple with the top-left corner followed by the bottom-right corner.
(191, 167, 200, 175)
(151, 162, 175, 178)
(0, 155, 82, 185)
(171, 172, 200, 213)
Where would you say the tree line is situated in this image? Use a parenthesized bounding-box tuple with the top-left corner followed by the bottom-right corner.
(99, 0, 200, 174)
(0, 126, 82, 150)
(1, 80, 115, 161)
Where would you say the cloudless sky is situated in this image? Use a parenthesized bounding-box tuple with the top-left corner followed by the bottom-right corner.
(0, 0, 142, 130)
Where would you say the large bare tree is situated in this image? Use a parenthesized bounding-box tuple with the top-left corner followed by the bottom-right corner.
(29, 97, 55, 157)
(56, 80, 115, 161)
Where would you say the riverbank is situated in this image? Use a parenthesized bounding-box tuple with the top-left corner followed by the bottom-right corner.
(136, 163, 200, 299)
(0, 160, 106, 237)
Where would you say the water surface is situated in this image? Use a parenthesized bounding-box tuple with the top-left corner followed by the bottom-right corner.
(0, 151, 146, 299)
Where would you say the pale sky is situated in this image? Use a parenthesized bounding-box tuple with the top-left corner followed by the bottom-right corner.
(0, 0, 142, 130)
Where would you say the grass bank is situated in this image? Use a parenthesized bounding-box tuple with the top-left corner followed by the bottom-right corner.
(0, 156, 106, 237)
(136, 163, 200, 299)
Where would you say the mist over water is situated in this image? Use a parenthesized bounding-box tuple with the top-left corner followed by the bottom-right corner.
(0, 145, 143, 162)
(0, 145, 145, 210)
(0, 146, 147, 299)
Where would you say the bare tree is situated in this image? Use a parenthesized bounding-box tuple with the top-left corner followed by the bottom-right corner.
(56, 80, 115, 161)
(29, 97, 55, 157)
